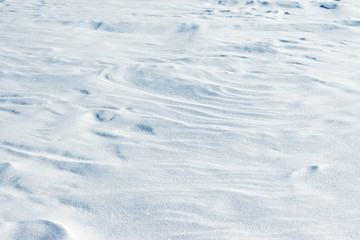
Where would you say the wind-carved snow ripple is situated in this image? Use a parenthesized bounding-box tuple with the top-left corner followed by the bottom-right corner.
(1, 0, 360, 239)
(127, 64, 221, 101)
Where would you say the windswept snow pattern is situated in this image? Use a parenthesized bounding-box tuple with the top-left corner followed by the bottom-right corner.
(1, 0, 360, 239)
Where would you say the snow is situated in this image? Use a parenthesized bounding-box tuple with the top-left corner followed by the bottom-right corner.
(1, 0, 360, 239)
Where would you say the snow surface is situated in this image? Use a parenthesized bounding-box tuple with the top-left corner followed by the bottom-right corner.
(1, 0, 360, 239)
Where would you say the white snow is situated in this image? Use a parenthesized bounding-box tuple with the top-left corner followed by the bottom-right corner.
(1, 0, 360, 239)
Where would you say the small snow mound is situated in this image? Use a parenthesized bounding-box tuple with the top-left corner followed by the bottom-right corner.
(12, 220, 69, 240)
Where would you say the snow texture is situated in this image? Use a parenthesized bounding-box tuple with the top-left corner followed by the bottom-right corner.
(0, 0, 360, 239)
